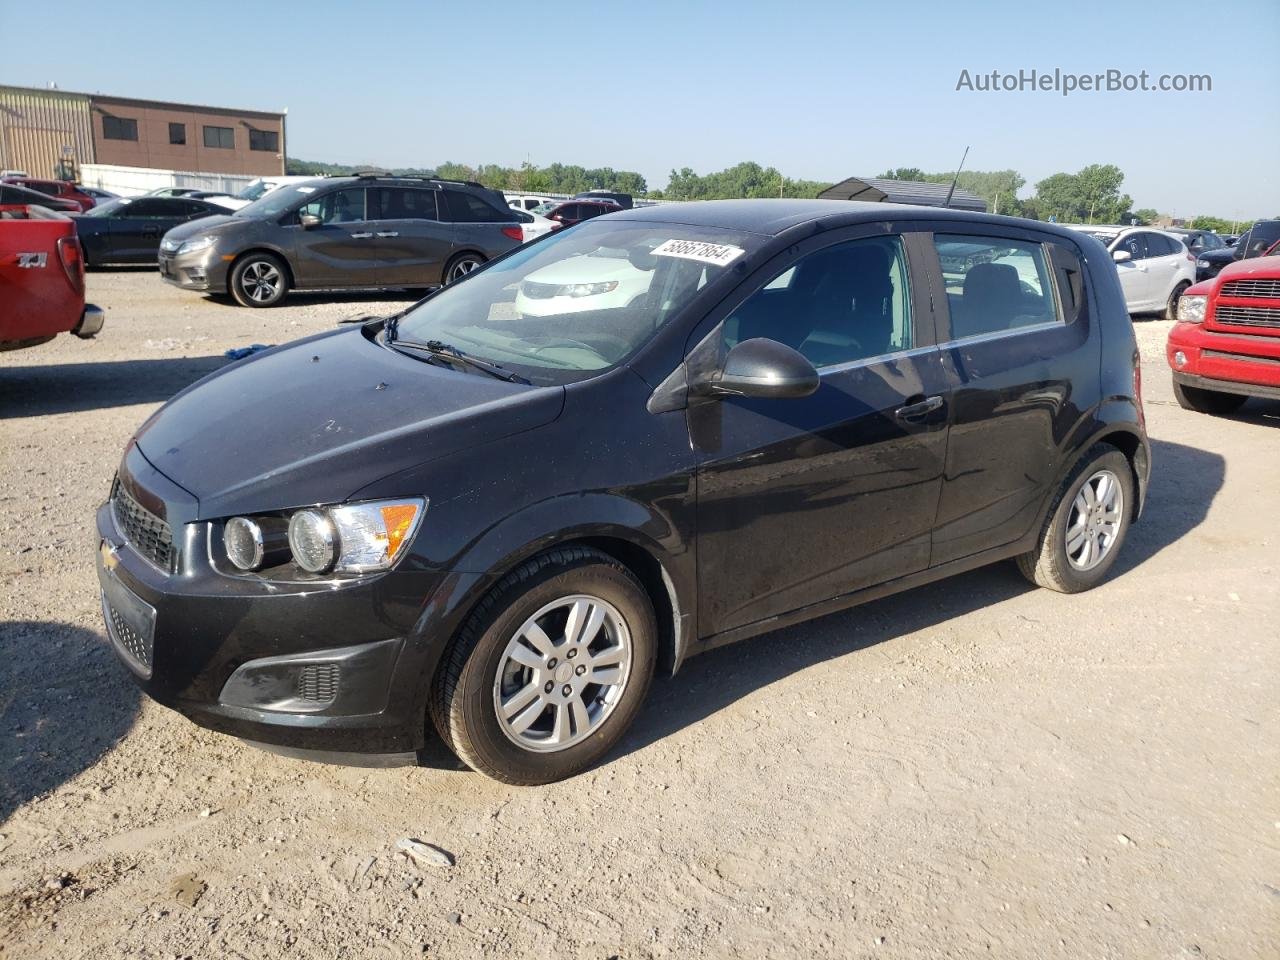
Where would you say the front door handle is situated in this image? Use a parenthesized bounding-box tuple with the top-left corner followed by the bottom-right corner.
(894, 396, 944, 421)
(376, 231, 399, 238)
(349, 232, 373, 239)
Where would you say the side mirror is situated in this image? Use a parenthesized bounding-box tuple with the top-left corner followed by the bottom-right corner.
(299, 212, 321, 229)
(700, 338, 819, 400)
(1112, 249, 1132, 263)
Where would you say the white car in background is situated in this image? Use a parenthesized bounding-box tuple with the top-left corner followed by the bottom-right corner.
(510, 208, 557, 242)
(212, 175, 318, 211)
(1065, 225, 1196, 317)
(506, 194, 555, 211)
(514, 251, 651, 316)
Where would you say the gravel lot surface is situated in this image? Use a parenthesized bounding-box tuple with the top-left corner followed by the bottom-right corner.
(2, 270, 1277, 959)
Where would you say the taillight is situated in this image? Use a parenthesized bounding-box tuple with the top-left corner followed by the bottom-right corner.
(501, 225, 524, 243)
(57, 235, 85, 295)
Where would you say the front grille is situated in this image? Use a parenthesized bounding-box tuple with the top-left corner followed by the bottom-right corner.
(520, 281, 561, 300)
(112, 483, 176, 572)
(1221, 279, 1280, 300)
(1214, 305, 1280, 329)
(297, 664, 340, 703)
(103, 595, 154, 676)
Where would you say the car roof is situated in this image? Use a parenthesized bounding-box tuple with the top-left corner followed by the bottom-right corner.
(614, 199, 1095, 241)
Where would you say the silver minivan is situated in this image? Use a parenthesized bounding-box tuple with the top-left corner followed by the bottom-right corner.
(158, 175, 524, 307)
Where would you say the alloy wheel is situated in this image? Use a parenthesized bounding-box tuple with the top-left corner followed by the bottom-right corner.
(447, 257, 481, 283)
(492, 595, 633, 753)
(241, 261, 281, 303)
(1064, 469, 1124, 571)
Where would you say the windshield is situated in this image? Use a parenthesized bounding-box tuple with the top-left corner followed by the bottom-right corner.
(393, 219, 761, 385)
(232, 183, 319, 219)
(235, 180, 273, 201)
(530, 201, 557, 216)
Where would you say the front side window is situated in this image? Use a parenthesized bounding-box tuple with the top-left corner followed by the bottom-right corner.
(102, 116, 138, 141)
(298, 188, 366, 223)
(934, 234, 1059, 340)
(723, 235, 913, 368)
(203, 125, 234, 149)
(169, 122, 186, 145)
(249, 129, 279, 152)
(394, 220, 762, 384)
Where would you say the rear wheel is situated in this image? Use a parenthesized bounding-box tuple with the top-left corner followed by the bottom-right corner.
(1165, 280, 1191, 320)
(431, 547, 656, 785)
(230, 253, 289, 308)
(444, 252, 485, 284)
(1172, 380, 1246, 415)
(1017, 444, 1134, 593)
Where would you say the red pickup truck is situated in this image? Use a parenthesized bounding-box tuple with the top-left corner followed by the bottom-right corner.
(1, 204, 104, 351)
(1167, 253, 1280, 413)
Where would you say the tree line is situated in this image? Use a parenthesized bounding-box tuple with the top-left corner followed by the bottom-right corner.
(287, 157, 1267, 229)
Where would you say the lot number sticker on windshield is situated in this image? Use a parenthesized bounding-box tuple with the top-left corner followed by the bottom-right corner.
(651, 239, 745, 267)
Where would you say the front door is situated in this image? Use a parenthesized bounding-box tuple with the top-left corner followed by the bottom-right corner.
(1112, 232, 1155, 310)
(692, 231, 949, 637)
(289, 187, 381, 288)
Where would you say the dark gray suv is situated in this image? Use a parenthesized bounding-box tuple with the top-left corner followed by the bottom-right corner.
(158, 175, 524, 307)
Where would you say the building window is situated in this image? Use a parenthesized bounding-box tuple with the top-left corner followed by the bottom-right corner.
(203, 125, 234, 149)
(102, 116, 138, 141)
(249, 129, 279, 152)
(169, 122, 186, 145)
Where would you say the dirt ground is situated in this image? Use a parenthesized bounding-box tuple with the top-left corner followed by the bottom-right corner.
(1, 269, 1277, 960)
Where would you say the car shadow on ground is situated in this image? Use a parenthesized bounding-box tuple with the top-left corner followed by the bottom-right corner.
(612, 436, 1225, 763)
(0, 355, 228, 418)
(0, 620, 141, 823)
(196, 290, 426, 310)
(1230, 397, 1280, 427)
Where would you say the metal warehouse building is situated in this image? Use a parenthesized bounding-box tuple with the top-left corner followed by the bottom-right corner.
(818, 176, 988, 212)
(0, 84, 286, 181)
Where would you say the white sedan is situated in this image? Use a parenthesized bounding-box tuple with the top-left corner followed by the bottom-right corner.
(1064, 225, 1196, 317)
(514, 253, 651, 316)
(511, 209, 558, 243)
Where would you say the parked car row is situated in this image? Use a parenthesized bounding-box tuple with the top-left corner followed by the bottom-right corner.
(1061, 224, 1196, 318)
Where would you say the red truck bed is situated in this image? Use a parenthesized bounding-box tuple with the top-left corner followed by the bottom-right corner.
(1, 204, 103, 351)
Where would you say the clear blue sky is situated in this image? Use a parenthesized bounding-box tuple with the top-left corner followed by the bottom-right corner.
(5, 0, 1277, 218)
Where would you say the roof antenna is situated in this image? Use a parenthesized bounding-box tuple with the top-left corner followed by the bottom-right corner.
(942, 146, 970, 209)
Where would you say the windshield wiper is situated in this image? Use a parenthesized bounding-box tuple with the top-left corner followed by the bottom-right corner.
(388, 337, 530, 384)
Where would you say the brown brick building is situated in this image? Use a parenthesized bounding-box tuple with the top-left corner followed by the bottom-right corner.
(0, 84, 286, 179)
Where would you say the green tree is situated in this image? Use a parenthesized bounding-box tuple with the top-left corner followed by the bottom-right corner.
(877, 167, 927, 181)
(1133, 208, 1160, 225)
(1033, 164, 1132, 223)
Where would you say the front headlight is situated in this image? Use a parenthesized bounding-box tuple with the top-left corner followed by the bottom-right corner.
(1196, 259, 1210, 269)
(177, 236, 216, 256)
(286, 499, 425, 574)
(564, 280, 618, 297)
(1177, 294, 1208, 323)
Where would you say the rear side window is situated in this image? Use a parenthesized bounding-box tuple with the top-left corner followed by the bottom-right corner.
(1146, 234, 1177, 257)
(442, 190, 508, 223)
(934, 234, 1060, 340)
(27, 181, 61, 197)
(375, 187, 439, 221)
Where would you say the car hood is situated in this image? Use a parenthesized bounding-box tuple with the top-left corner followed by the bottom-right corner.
(1198, 247, 1237, 264)
(160, 214, 242, 243)
(133, 326, 565, 519)
(523, 254, 646, 285)
(1216, 254, 1280, 280)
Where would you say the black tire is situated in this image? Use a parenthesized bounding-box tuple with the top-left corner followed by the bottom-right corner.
(1165, 280, 1191, 320)
(1172, 380, 1246, 415)
(443, 252, 485, 285)
(430, 547, 656, 785)
(1016, 444, 1135, 593)
(229, 252, 290, 308)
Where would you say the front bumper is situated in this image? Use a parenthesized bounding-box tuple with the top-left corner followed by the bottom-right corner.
(94, 446, 491, 756)
(158, 247, 229, 293)
(1167, 321, 1280, 394)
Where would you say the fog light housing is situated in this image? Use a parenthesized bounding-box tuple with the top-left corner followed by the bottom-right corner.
(288, 509, 339, 573)
(1173, 350, 1187, 369)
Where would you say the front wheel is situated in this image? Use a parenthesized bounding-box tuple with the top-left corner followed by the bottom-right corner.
(431, 547, 656, 784)
(443, 252, 485, 285)
(230, 253, 290, 308)
(1172, 380, 1246, 415)
(1017, 444, 1134, 593)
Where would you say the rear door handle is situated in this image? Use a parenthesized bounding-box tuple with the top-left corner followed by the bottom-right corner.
(350, 232, 373, 239)
(894, 396, 944, 421)
(376, 231, 399, 238)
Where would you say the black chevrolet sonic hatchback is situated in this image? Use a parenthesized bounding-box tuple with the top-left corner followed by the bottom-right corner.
(97, 200, 1150, 784)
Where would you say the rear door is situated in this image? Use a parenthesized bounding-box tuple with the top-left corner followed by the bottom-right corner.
(926, 228, 1097, 565)
(692, 228, 949, 636)
(288, 187, 381, 288)
(373, 186, 453, 286)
